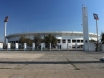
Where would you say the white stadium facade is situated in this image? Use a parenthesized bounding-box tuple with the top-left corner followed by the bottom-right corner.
(6, 31, 98, 49)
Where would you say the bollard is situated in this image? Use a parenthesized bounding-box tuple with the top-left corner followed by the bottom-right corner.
(41, 43, 43, 51)
(67, 43, 68, 51)
(59, 45, 60, 51)
(15, 43, 18, 51)
(32, 43, 35, 51)
(0, 43, 3, 50)
(24, 43, 27, 51)
(75, 43, 77, 51)
(7, 43, 11, 51)
(50, 43, 51, 51)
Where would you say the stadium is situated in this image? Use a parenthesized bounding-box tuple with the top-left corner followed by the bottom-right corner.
(1, 5, 100, 51)
(6, 31, 98, 49)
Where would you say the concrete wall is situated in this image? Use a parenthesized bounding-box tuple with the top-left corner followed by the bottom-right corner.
(102, 44, 104, 51)
(84, 43, 89, 51)
(89, 43, 95, 51)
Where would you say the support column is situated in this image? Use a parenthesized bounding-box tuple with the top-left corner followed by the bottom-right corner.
(24, 43, 27, 51)
(96, 20, 98, 51)
(67, 43, 68, 51)
(66, 39, 67, 44)
(0, 43, 3, 50)
(15, 43, 18, 51)
(75, 43, 77, 51)
(60, 39, 62, 50)
(41, 43, 43, 51)
(58, 45, 60, 51)
(82, 5, 89, 51)
(4, 22, 7, 48)
(32, 43, 35, 51)
(71, 39, 72, 49)
(50, 43, 51, 51)
(4, 16, 9, 49)
(7, 43, 11, 51)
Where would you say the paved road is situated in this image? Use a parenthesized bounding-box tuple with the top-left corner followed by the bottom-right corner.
(0, 51, 104, 78)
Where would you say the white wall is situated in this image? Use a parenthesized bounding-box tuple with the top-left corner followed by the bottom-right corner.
(89, 43, 95, 51)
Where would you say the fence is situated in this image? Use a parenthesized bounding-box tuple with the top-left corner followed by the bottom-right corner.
(0, 42, 103, 51)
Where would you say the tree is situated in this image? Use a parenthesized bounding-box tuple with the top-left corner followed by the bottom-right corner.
(19, 36, 33, 47)
(26, 38, 33, 47)
(101, 33, 104, 44)
(19, 36, 26, 46)
(43, 34, 57, 48)
(33, 35, 42, 48)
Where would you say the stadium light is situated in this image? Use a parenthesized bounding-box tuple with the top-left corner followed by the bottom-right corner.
(4, 16, 9, 48)
(93, 13, 99, 51)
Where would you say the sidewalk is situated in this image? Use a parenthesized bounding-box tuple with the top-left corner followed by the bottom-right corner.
(0, 51, 104, 78)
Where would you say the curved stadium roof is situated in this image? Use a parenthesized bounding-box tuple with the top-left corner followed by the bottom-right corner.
(6, 31, 99, 39)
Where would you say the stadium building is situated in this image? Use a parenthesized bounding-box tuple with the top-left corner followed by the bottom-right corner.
(6, 31, 98, 49)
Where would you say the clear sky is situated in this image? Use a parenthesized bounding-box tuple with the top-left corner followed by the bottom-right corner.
(0, 0, 104, 41)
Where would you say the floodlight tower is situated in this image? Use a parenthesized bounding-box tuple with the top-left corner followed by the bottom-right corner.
(4, 16, 9, 48)
(93, 13, 99, 51)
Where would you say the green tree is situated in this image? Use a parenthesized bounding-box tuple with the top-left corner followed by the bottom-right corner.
(43, 34, 57, 48)
(33, 35, 42, 48)
(19, 36, 33, 47)
(26, 38, 33, 47)
(101, 33, 104, 44)
(19, 36, 26, 46)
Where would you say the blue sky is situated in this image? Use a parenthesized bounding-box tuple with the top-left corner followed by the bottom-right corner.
(0, 0, 104, 41)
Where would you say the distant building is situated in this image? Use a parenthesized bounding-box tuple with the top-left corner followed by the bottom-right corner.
(6, 31, 99, 49)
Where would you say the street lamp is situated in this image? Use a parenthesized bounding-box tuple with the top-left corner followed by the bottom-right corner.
(93, 13, 99, 51)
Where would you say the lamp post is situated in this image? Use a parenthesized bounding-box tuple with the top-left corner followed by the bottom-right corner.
(93, 13, 99, 51)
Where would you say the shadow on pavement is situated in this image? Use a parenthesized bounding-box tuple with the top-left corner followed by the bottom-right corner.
(0, 61, 103, 64)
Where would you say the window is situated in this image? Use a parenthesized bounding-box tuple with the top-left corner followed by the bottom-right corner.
(12, 41, 13, 43)
(16, 41, 18, 43)
(72, 40, 76, 43)
(77, 40, 80, 43)
(81, 40, 83, 43)
(68, 39, 71, 43)
(62, 39, 66, 43)
(57, 39, 60, 43)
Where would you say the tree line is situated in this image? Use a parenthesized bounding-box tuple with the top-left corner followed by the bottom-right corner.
(19, 34, 57, 49)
